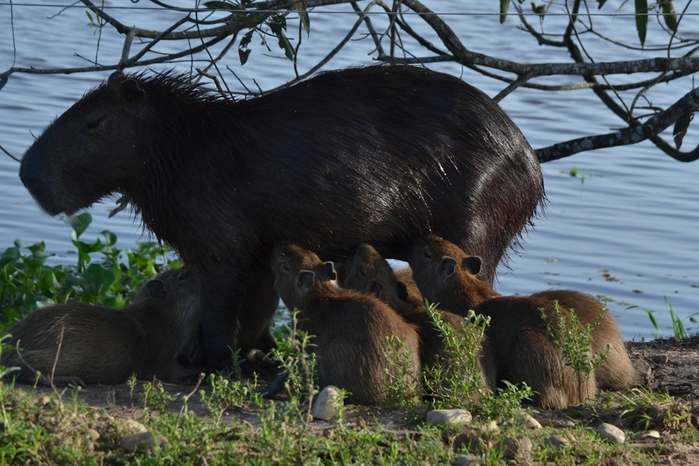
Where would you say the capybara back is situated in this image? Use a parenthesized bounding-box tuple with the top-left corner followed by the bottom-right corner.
(2, 267, 201, 386)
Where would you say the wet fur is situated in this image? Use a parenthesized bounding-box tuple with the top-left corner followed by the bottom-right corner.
(20, 65, 544, 373)
(2, 268, 200, 387)
(272, 243, 421, 405)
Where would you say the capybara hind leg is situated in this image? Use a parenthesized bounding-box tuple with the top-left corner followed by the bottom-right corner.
(508, 329, 597, 409)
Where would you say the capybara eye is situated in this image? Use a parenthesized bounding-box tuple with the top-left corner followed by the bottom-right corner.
(82, 115, 106, 133)
(359, 265, 367, 277)
(177, 270, 190, 281)
(423, 247, 432, 259)
(282, 261, 290, 272)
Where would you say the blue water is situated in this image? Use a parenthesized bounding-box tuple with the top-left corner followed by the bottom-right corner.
(1, 1, 698, 340)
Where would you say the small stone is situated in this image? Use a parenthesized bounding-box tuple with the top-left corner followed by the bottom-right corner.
(86, 428, 101, 441)
(637, 430, 661, 441)
(113, 418, 148, 437)
(454, 454, 483, 466)
(119, 431, 169, 453)
(452, 430, 485, 454)
(483, 420, 499, 433)
(650, 354, 669, 364)
(312, 385, 342, 420)
(596, 423, 626, 444)
(539, 418, 575, 428)
(632, 358, 652, 378)
(514, 414, 542, 429)
(426, 409, 472, 425)
(498, 436, 532, 461)
(548, 434, 570, 450)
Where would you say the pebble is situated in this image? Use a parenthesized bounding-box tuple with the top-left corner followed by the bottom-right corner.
(650, 354, 669, 364)
(548, 434, 570, 450)
(113, 418, 148, 437)
(637, 430, 661, 441)
(514, 414, 542, 430)
(596, 422, 626, 444)
(119, 432, 169, 453)
(483, 420, 499, 433)
(426, 409, 472, 425)
(499, 436, 532, 461)
(312, 385, 342, 420)
(454, 455, 483, 466)
(632, 358, 652, 378)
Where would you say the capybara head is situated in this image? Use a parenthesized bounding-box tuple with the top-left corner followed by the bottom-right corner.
(19, 71, 208, 217)
(337, 243, 418, 312)
(408, 235, 498, 312)
(271, 243, 336, 309)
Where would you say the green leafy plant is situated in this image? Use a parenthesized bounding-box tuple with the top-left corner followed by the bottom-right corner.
(200, 361, 259, 424)
(382, 334, 420, 407)
(269, 310, 318, 421)
(642, 297, 689, 340)
(140, 378, 175, 415)
(422, 304, 491, 410)
(541, 300, 608, 401)
(0, 213, 179, 331)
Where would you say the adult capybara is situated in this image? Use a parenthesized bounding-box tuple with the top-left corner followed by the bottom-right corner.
(336, 243, 497, 392)
(271, 243, 421, 405)
(408, 235, 638, 404)
(1, 267, 201, 387)
(19, 64, 545, 373)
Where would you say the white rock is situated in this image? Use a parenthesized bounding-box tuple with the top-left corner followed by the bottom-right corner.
(596, 423, 626, 444)
(514, 414, 542, 430)
(426, 409, 472, 425)
(312, 385, 343, 420)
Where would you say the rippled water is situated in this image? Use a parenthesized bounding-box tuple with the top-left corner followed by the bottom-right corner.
(1, 2, 698, 340)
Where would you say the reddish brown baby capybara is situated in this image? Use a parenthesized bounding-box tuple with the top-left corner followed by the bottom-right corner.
(407, 235, 638, 408)
(1, 267, 201, 387)
(271, 243, 421, 405)
(336, 243, 497, 392)
(19, 64, 545, 374)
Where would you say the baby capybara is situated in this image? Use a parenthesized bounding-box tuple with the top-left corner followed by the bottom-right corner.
(271, 243, 421, 405)
(19, 64, 545, 374)
(336, 243, 497, 392)
(408, 235, 638, 408)
(2, 267, 201, 387)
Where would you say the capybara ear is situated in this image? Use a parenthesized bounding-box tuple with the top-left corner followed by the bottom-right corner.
(369, 281, 385, 297)
(107, 70, 124, 87)
(463, 256, 482, 275)
(395, 281, 409, 301)
(146, 279, 167, 300)
(297, 270, 315, 290)
(322, 262, 337, 281)
(119, 79, 145, 106)
(438, 257, 457, 278)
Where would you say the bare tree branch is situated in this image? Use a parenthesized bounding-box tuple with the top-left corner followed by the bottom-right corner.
(536, 86, 699, 163)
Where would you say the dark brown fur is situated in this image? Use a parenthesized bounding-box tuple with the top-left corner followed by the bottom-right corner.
(408, 235, 638, 408)
(2, 268, 201, 387)
(20, 65, 545, 373)
(271, 243, 421, 405)
(336, 244, 497, 391)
